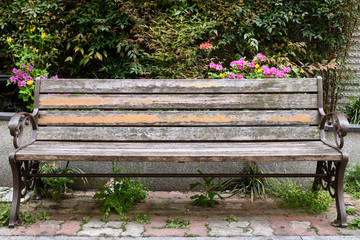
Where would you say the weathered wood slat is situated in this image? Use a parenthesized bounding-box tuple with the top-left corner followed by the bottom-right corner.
(38, 110, 320, 126)
(16, 141, 342, 162)
(38, 94, 318, 110)
(39, 78, 318, 94)
(36, 126, 320, 141)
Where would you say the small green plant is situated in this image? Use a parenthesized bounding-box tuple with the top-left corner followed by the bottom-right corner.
(154, 218, 190, 229)
(133, 211, 150, 224)
(40, 162, 87, 200)
(345, 97, 360, 124)
(0, 203, 10, 227)
(223, 162, 266, 202)
(190, 169, 224, 207)
(82, 216, 90, 224)
(270, 179, 333, 214)
(348, 218, 360, 229)
(37, 210, 50, 221)
(224, 215, 238, 223)
(93, 163, 149, 218)
(310, 224, 319, 233)
(346, 207, 357, 215)
(345, 163, 360, 198)
(19, 205, 36, 225)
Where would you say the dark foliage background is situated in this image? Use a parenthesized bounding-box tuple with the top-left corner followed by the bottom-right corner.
(0, 0, 359, 111)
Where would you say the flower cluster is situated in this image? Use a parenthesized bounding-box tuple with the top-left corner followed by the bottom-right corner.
(208, 53, 301, 79)
(209, 62, 223, 70)
(200, 43, 212, 50)
(10, 65, 58, 87)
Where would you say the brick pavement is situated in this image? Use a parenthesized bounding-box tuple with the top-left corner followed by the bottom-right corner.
(1, 190, 360, 237)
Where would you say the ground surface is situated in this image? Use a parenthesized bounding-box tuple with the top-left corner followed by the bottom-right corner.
(1, 190, 360, 237)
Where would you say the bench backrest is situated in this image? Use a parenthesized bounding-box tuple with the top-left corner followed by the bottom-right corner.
(34, 78, 322, 142)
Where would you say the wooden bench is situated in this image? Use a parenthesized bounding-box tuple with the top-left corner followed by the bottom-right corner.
(8, 77, 349, 227)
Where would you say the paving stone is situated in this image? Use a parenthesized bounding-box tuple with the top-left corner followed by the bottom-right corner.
(143, 228, 187, 237)
(290, 221, 311, 229)
(187, 219, 208, 237)
(39, 220, 64, 228)
(77, 227, 122, 237)
(209, 226, 253, 237)
(251, 220, 274, 236)
(104, 221, 125, 229)
(228, 221, 249, 228)
(122, 222, 144, 237)
(81, 217, 105, 228)
(56, 220, 81, 236)
(12, 223, 60, 236)
(0, 227, 14, 236)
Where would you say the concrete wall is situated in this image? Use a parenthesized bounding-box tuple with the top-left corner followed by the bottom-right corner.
(1, 116, 359, 191)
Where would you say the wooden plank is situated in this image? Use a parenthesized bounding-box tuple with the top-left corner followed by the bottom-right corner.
(39, 78, 318, 94)
(36, 126, 320, 141)
(38, 94, 318, 110)
(38, 110, 320, 126)
(16, 141, 342, 162)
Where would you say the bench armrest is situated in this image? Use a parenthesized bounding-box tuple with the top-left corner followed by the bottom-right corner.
(319, 112, 349, 150)
(8, 110, 38, 149)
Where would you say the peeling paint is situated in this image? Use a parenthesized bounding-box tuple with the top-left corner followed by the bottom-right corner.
(39, 114, 253, 124)
(40, 98, 114, 106)
(266, 114, 312, 122)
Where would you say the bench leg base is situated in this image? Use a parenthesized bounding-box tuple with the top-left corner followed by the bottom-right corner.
(9, 154, 21, 228)
(313, 159, 348, 228)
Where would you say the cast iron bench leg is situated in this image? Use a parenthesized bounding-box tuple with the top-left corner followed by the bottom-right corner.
(8, 154, 21, 228)
(332, 159, 348, 227)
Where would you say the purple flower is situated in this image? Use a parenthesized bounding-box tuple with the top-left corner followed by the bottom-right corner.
(12, 68, 18, 73)
(18, 81, 26, 87)
(53, 75, 59, 79)
(28, 65, 33, 72)
(10, 76, 17, 83)
(235, 75, 244, 79)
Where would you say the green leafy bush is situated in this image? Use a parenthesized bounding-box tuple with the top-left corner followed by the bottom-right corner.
(190, 169, 224, 207)
(40, 162, 87, 200)
(345, 163, 360, 198)
(270, 179, 333, 214)
(93, 163, 149, 217)
(223, 162, 266, 202)
(345, 97, 360, 124)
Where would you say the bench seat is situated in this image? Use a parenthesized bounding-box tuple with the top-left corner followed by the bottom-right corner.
(15, 141, 342, 162)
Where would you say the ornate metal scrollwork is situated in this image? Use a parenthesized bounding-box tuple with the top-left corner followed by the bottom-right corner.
(8, 112, 38, 149)
(19, 161, 39, 198)
(319, 112, 349, 150)
(316, 161, 338, 198)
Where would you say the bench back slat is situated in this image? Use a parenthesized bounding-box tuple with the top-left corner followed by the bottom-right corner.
(35, 78, 322, 142)
(39, 78, 318, 94)
(38, 110, 319, 126)
(36, 126, 320, 141)
(38, 94, 318, 110)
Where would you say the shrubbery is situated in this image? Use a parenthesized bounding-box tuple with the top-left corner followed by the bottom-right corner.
(0, 0, 359, 111)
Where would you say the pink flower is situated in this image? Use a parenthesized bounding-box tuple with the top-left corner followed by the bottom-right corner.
(53, 75, 59, 79)
(200, 43, 212, 50)
(228, 73, 235, 79)
(12, 68, 18, 73)
(237, 65, 243, 70)
(28, 65, 33, 72)
(256, 53, 265, 61)
(282, 67, 291, 73)
(239, 58, 247, 66)
(209, 62, 223, 70)
(247, 61, 255, 68)
(235, 75, 244, 79)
